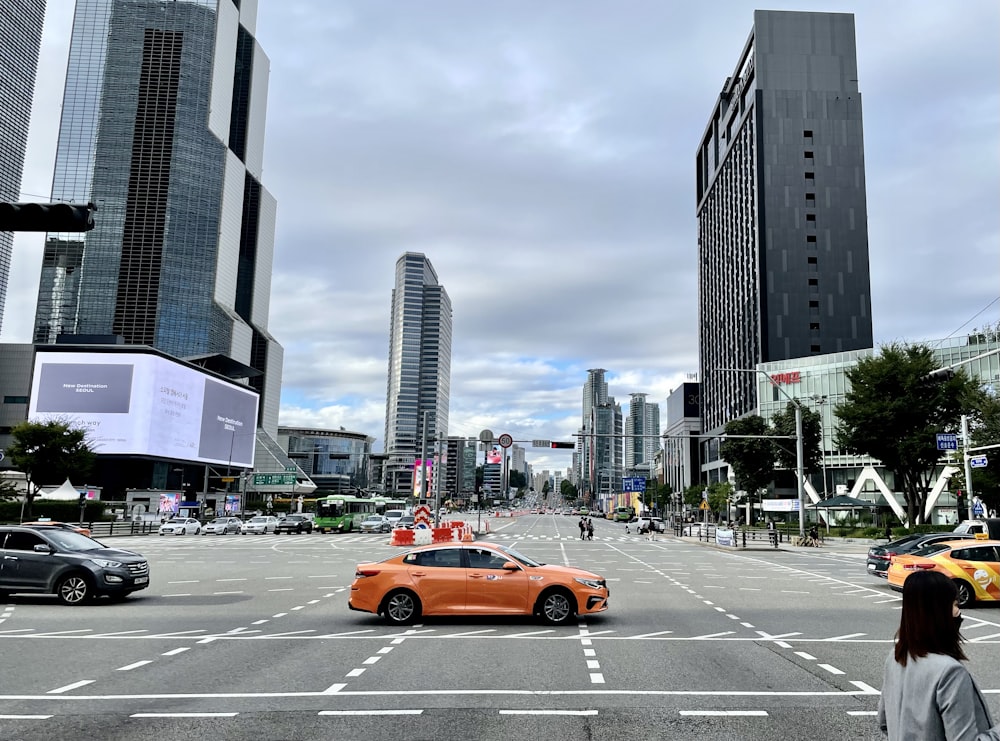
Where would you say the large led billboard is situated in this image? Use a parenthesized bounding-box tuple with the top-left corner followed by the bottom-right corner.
(28, 350, 258, 467)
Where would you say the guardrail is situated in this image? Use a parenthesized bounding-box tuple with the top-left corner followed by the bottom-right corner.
(673, 523, 784, 549)
(84, 520, 159, 538)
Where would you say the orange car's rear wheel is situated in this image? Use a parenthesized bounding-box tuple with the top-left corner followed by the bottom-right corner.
(954, 579, 975, 609)
(382, 589, 421, 625)
(537, 588, 576, 625)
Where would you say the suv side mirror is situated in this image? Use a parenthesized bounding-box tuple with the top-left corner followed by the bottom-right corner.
(34, 544, 53, 553)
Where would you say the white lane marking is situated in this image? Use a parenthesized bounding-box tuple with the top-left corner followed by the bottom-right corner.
(47, 680, 95, 694)
(741, 622, 755, 628)
(161, 647, 190, 657)
(377, 647, 394, 655)
(91, 630, 148, 637)
(362, 656, 381, 665)
(265, 576, 294, 580)
(268, 588, 294, 592)
(346, 668, 365, 677)
(320, 710, 424, 716)
(583, 649, 596, 657)
(150, 630, 207, 637)
(167, 580, 199, 584)
(850, 681, 880, 694)
(216, 578, 247, 582)
(690, 632, 735, 639)
(586, 660, 600, 669)
(212, 591, 243, 595)
(323, 683, 346, 694)
(0, 714, 52, 719)
(681, 710, 768, 716)
(500, 710, 598, 716)
(589, 673, 605, 684)
(29, 630, 92, 637)
(848, 711, 879, 716)
(818, 664, 845, 675)
(970, 632, 1000, 642)
(272, 612, 288, 618)
(307, 600, 320, 605)
(505, 630, 554, 638)
(828, 633, 866, 641)
(795, 651, 817, 661)
(117, 660, 153, 671)
(291, 606, 305, 611)
(162, 594, 192, 598)
(132, 712, 238, 718)
(775, 641, 792, 649)
(251, 620, 268, 625)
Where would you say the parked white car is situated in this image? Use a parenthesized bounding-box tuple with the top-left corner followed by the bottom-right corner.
(636, 516, 666, 534)
(202, 517, 243, 535)
(158, 518, 202, 536)
(242, 515, 280, 535)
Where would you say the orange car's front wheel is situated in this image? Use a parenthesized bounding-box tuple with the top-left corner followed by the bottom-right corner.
(538, 588, 575, 625)
(382, 589, 422, 625)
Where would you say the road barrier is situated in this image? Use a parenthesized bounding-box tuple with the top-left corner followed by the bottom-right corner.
(389, 528, 415, 546)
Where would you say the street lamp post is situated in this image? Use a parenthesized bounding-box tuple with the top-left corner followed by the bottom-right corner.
(810, 395, 829, 501)
(718, 368, 806, 538)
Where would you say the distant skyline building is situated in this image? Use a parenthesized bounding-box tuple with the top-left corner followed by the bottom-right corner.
(696, 9, 874, 441)
(579, 368, 622, 504)
(383, 252, 452, 497)
(625, 392, 661, 472)
(0, 0, 46, 335)
(31, 0, 284, 444)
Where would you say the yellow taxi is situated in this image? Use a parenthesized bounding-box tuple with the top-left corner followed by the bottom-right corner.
(886, 538, 1000, 607)
(349, 541, 609, 625)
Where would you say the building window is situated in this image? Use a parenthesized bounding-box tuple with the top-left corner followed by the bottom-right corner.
(809, 300, 819, 308)
(808, 278, 818, 287)
(806, 193, 816, 204)
(804, 129, 813, 141)
(806, 214, 816, 222)
(810, 322, 820, 331)
(805, 172, 815, 181)
(811, 344, 821, 353)
(808, 256, 818, 267)
(807, 235, 817, 244)
(804, 150, 814, 159)
(3, 396, 29, 404)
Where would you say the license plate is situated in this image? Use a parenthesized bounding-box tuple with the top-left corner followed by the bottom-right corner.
(867, 563, 876, 571)
(134, 576, 149, 584)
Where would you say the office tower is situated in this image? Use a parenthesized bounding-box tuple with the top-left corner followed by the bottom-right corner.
(696, 10, 873, 434)
(625, 392, 661, 471)
(31, 0, 283, 440)
(0, 0, 46, 334)
(383, 252, 452, 497)
(579, 369, 622, 502)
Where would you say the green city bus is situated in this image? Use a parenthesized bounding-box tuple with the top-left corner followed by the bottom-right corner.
(614, 506, 635, 522)
(314, 495, 377, 533)
(372, 498, 407, 516)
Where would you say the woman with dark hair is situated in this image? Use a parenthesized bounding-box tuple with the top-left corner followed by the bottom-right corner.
(878, 570, 1000, 740)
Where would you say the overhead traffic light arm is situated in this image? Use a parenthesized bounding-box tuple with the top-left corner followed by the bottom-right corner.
(0, 202, 96, 232)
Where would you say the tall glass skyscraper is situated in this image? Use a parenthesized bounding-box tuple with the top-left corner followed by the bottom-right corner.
(696, 10, 873, 435)
(0, 0, 46, 335)
(383, 252, 452, 497)
(625, 392, 661, 471)
(32, 0, 283, 438)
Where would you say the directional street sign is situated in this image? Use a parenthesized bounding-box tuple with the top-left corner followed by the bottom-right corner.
(936, 433, 959, 451)
(970, 455, 989, 469)
(252, 473, 296, 486)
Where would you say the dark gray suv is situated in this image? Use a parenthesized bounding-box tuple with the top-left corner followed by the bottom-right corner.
(0, 526, 149, 604)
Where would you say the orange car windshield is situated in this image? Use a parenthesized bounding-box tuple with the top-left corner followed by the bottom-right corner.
(910, 543, 950, 558)
(500, 545, 542, 567)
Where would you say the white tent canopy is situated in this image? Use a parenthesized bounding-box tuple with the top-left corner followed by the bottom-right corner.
(39, 479, 82, 501)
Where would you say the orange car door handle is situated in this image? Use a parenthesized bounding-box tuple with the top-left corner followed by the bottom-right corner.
(412, 571, 427, 577)
(469, 573, 484, 579)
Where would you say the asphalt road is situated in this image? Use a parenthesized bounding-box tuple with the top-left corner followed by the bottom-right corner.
(3, 514, 999, 741)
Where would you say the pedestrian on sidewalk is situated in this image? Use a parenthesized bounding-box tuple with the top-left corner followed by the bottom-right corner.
(878, 570, 1000, 740)
(578, 517, 586, 540)
(885, 522, 893, 541)
(586, 518, 594, 540)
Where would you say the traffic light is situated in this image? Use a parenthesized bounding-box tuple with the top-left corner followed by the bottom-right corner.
(78, 492, 87, 506)
(0, 202, 96, 232)
(550, 441, 575, 449)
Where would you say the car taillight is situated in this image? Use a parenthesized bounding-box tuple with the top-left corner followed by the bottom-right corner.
(903, 562, 936, 571)
(355, 569, 380, 578)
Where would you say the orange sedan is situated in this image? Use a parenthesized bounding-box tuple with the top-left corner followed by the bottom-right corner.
(886, 538, 1000, 607)
(349, 541, 609, 625)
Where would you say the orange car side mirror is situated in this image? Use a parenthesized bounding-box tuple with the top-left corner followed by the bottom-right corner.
(502, 562, 520, 570)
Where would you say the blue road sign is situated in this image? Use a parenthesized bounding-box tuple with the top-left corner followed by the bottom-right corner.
(622, 477, 647, 492)
(936, 433, 959, 451)
(973, 501, 986, 516)
(970, 455, 989, 469)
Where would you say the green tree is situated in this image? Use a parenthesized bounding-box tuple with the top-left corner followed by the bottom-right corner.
(707, 481, 734, 517)
(720, 416, 775, 497)
(508, 470, 526, 489)
(560, 479, 578, 502)
(770, 402, 824, 474)
(834, 343, 982, 527)
(7, 420, 96, 519)
(683, 484, 706, 509)
(542, 480, 551, 496)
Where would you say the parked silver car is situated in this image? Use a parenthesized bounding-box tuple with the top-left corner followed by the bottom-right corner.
(202, 517, 243, 535)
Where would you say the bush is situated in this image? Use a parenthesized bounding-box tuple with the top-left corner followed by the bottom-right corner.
(0, 499, 102, 523)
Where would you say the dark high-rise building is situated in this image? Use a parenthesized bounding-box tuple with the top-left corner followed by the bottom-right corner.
(32, 0, 283, 440)
(696, 10, 873, 434)
(383, 252, 452, 497)
(0, 0, 46, 335)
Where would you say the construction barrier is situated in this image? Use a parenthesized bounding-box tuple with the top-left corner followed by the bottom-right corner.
(389, 528, 415, 546)
(414, 528, 433, 545)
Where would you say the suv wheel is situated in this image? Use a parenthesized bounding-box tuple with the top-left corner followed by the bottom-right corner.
(57, 574, 91, 605)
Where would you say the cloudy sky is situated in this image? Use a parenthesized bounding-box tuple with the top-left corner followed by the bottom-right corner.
(4, 0, 998, 470)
